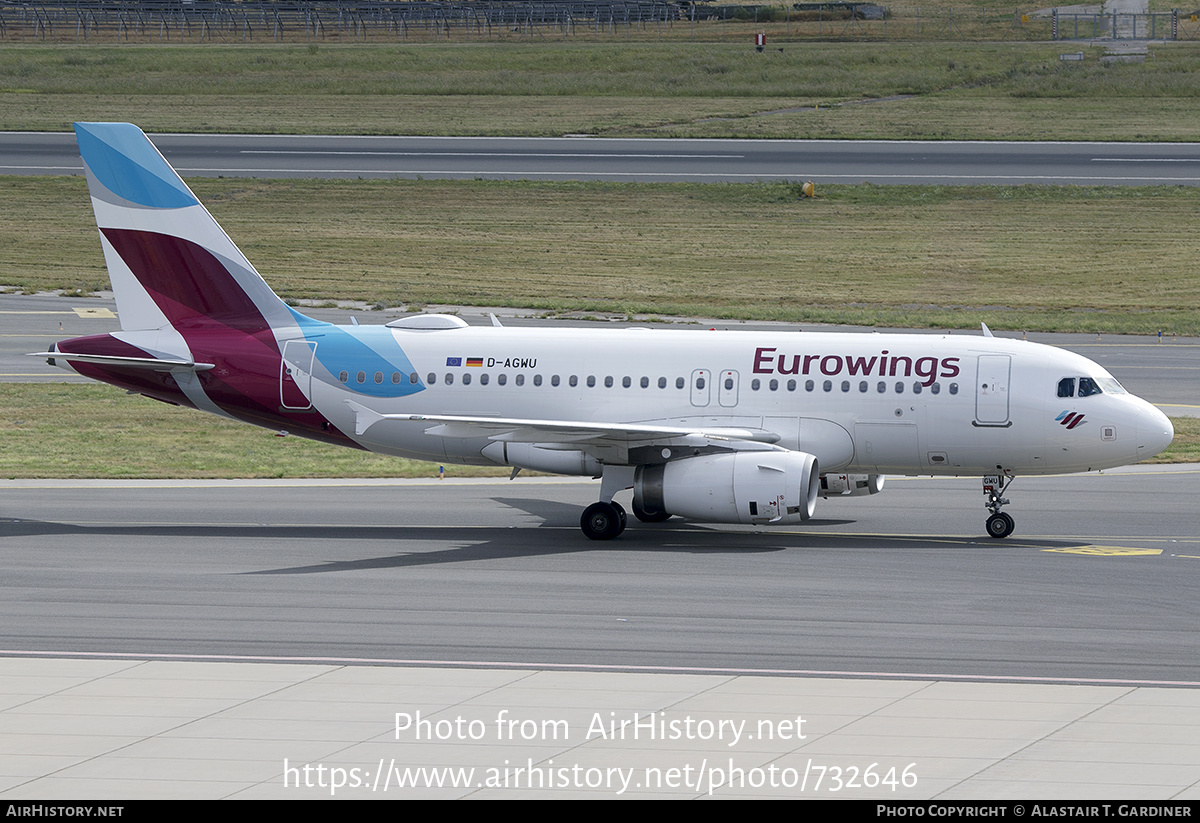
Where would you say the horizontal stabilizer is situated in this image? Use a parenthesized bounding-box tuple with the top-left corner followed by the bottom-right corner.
(28, 351, 214, 371)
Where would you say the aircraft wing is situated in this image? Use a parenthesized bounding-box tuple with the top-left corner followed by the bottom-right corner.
(344, 401, 781, 450)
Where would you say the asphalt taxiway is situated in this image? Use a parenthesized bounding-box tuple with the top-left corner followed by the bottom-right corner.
(2, 470, 1199, 798)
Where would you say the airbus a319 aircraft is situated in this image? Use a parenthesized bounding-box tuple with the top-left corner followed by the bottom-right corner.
(35, 123, 1174, 540)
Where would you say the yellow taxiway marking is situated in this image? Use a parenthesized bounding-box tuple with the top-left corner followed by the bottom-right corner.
(1043, 545, 1162, 556)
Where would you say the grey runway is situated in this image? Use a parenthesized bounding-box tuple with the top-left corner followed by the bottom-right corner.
(3, 470, 1198, 682)
(2, 471, 1199, 798)
(6, 132, 1200, 185)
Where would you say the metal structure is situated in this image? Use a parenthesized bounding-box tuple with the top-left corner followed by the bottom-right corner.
(0, 1, 683, 41)
(0, 1, 1193, 41)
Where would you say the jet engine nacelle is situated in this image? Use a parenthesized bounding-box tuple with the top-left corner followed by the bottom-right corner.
(819, 473, 885, 498)
(634, 451, 819, 525)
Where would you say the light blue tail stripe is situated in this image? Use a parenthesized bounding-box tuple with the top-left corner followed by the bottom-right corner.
(75, 122, 199, 210)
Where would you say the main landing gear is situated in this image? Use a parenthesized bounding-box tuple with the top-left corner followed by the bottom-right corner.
(581, 465, 670, 539)
(983, 473, 1015, 538)
(580, 498, 672, 539)
(581, 500, 627, 540)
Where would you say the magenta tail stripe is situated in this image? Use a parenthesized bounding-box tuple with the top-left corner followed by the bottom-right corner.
(102, 228, 269, 333)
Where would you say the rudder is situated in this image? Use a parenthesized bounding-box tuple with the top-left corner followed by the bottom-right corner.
(75, 122, 298, 335)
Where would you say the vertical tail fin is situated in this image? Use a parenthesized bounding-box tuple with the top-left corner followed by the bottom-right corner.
(75, 122, 299, 334)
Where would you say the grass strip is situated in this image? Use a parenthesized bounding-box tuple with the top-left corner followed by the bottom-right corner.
(1, 42, 1199, 140)
(4, 176, 1198, 335)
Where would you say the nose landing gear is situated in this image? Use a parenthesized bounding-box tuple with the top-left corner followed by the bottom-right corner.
(983, 473, 1015, 538)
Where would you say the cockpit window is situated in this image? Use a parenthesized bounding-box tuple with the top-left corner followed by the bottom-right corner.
(1060, 375, 1126, 398)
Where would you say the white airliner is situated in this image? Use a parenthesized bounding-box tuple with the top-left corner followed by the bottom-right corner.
(34, 123, 1174, 540)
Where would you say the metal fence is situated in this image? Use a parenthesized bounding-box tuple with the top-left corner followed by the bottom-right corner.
(0, 1, 683, 41)
(1, 1, 1196, 42)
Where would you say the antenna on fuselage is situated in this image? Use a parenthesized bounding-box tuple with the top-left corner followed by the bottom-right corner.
(981, 322, 994, 338)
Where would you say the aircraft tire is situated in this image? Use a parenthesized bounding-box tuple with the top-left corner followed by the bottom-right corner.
(986, 512, 1015, 539)
(611, 500, 628, 533)
(581, 502, 624, 540)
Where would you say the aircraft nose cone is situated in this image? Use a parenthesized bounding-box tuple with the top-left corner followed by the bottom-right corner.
(1137, 404, 1174, 460)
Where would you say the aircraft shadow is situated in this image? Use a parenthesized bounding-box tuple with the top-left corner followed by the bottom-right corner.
(0, 510, 1094, 575)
